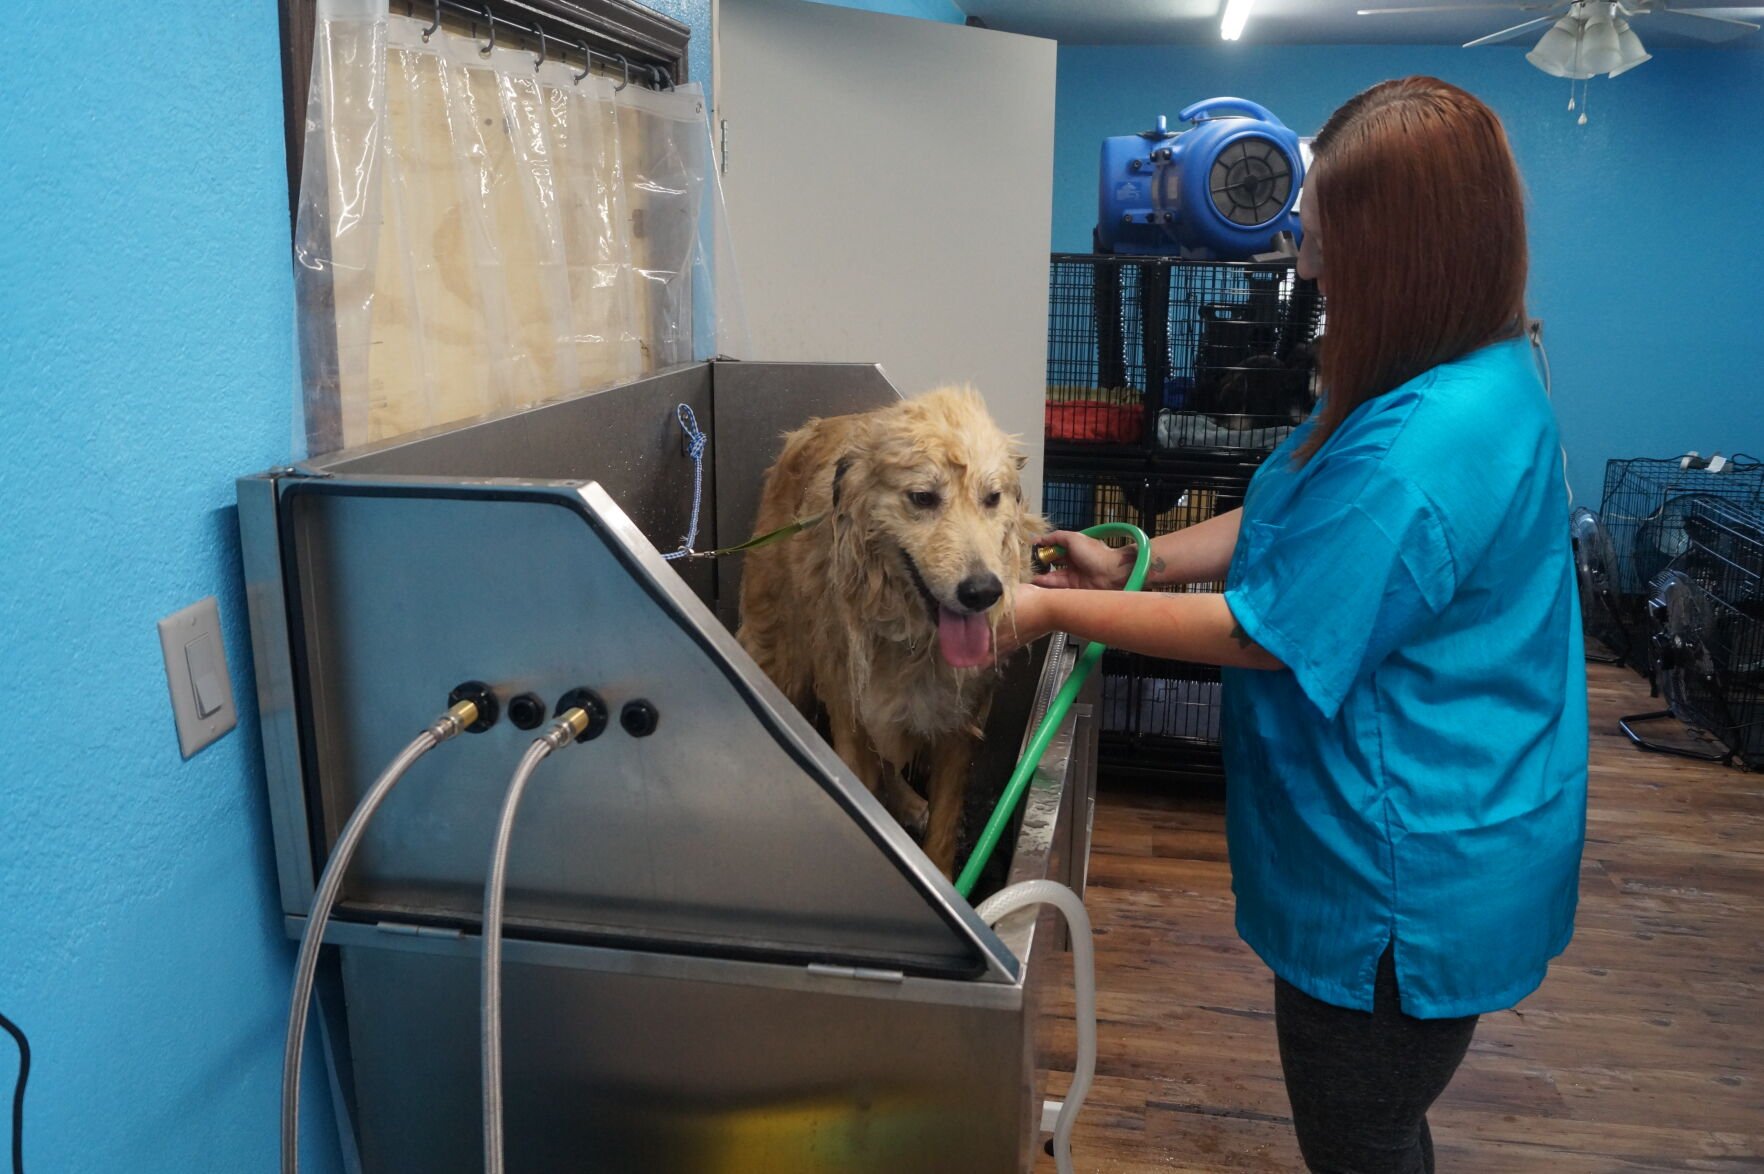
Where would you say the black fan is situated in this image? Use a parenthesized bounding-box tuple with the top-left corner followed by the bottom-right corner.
(1631, 492, 1715, 594)
(1621, 570, 1741, 764)
(1570, 507, 1627, 663)
(1209, 138, 1294, 227)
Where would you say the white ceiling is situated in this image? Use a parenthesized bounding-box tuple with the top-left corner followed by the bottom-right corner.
(962, 1, 1764, 50)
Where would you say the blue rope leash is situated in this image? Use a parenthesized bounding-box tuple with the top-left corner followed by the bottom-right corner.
(662, 403, 707, 561)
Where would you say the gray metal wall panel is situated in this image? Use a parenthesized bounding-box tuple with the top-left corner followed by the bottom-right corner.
(313, 367, 718, 605)
(708, 361, 901, 630)
(283, 481, 987, 973)
(342, 945, 1031, 1174)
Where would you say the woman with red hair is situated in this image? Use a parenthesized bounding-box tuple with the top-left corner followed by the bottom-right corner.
(1010, 78, 1587, 1171)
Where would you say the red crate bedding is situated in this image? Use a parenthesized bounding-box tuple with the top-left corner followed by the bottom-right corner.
(1045, 400, 1142, 444)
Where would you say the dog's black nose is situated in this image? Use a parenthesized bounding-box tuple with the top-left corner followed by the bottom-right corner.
(956, 572, 1004, 613)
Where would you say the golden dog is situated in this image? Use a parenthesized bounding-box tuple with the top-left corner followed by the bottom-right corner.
(739, 386, 1044, 878)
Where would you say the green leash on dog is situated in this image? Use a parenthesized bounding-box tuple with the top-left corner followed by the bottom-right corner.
(679, 512, 827, 560)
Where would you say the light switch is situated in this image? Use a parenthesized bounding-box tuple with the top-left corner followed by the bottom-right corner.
(158, 596, 238, 758)
(185, 635, 224, 718)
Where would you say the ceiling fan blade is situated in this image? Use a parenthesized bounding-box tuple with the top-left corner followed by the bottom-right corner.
(1647, 8, 1762, 41)
(1358, 4, 1553, 15)
(1465, 14, 1559, 45)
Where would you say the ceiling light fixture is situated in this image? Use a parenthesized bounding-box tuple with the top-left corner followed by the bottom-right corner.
(1526, 2, 1647, 80)
(1221, 0, 1254, 41)
(1525, 11, 1586, 79)
(1578, 3, 1625, 74)
(1610, 14, 1652, 76)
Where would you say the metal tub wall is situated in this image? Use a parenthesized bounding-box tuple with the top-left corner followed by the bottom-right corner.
(321, 643, 1091, 1174)
(239, 361, 1097, 1173)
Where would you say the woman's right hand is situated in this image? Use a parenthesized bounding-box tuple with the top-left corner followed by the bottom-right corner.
(1032, 530, 1133, 591)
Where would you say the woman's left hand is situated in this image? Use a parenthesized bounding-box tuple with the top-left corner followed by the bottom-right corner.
(997, 583, 1055, 662)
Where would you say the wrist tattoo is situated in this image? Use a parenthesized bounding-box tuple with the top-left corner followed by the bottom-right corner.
(1116, 546, 1168, 576)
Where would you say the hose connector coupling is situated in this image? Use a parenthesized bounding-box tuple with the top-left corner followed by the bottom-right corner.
(442, 681, 501, 738)
(433, 699, 481, 741)
(548, 687, 609, 746)
(542, 707, 590, 750)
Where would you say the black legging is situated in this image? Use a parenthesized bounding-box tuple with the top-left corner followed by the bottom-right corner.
(1275, 947, 1479, 1173)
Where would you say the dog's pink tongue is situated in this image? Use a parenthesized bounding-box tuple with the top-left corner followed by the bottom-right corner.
(937, 607, 993, 668)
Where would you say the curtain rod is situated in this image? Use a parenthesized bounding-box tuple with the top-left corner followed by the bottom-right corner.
(405, 0, 680, 89)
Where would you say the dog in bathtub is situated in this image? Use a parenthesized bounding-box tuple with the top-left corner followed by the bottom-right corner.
(738, 387, 1044, 877)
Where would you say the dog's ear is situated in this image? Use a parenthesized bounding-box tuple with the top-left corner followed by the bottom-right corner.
(827, 437, 885, 610)
(832, 456, 852, 509)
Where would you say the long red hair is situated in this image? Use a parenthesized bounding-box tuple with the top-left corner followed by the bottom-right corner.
(1297, 77, 1529, 463)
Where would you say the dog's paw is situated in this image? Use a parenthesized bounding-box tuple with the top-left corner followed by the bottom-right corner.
(883, 776, 930, 838)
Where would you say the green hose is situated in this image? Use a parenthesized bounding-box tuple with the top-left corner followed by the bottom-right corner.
(955, 522, 1151, 899)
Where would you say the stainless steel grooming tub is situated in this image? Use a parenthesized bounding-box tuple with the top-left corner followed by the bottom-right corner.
(238, 361, 1100, 1173)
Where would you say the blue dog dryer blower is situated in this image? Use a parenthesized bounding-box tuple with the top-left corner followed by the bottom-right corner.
(1097, 98, 1308, 259)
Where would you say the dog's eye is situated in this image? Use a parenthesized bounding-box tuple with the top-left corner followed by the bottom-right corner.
(907, 490, 941, 510)
(982, 490, 1002, 510)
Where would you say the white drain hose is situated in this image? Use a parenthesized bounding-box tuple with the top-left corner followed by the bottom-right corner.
(975, 880, 1096, 1174)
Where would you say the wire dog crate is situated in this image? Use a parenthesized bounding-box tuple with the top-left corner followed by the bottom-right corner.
(1622, 497, 1764, 767)
(1045, 254, 1323, 458)
(1042, 462, 1251, 777)
(1043, 252, 1320, 782)
(1596, 455, 1764, 671)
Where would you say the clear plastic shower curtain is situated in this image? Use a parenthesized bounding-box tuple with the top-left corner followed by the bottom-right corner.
(293, 1, 741, 456)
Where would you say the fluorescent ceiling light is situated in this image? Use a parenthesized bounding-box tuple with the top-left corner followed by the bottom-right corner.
(1221, 0, 1254, 41)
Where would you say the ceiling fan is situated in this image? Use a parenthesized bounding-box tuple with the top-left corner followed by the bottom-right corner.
(1358, 1, 1758, 120)
(1358, 1, 1759, 58)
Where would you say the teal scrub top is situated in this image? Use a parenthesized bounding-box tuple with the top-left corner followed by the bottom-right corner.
(1221, 336, 1588, 1019)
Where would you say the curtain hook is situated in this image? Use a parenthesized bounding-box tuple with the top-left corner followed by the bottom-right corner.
(646, 64, 663, 89)
(530, 21, 546, 72)
(614, 53, 631, 92)
(573, 38, 592, 84)
(422, 0, 441, 41)
(478, 3, 495, 56)
(660, 65, 676, 91)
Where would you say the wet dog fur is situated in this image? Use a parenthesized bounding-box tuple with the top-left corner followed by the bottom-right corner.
(738, 387, 1044, 877)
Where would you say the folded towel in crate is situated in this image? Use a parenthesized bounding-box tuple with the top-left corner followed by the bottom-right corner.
(1157, 409, 1294, 452)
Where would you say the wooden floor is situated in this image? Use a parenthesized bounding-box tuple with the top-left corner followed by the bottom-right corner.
(1033, 662, 1764, 1172)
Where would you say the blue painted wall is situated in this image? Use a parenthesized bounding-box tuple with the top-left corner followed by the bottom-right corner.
(0, 2, 344, 1172)
(804, 0, 966, 23)
(0, 0, 960, 1170)
(1055, 44, 1764, 502)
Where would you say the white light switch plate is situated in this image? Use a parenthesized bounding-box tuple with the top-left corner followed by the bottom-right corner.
(158, 596, 237, 758)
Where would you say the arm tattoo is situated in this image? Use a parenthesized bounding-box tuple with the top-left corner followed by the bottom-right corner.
(1229, 619, 1254, 650)
(1116, 546, 1168, 575)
